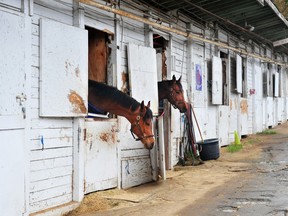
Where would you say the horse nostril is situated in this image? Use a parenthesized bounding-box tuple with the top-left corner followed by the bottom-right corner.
(147, 143, 154, 150)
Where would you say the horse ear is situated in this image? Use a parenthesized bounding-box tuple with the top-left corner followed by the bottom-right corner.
(140, 101, 145, 110)
(147, 101, 151, 108)
(178, 75, 182, 82)
(172, 75, 176, 82)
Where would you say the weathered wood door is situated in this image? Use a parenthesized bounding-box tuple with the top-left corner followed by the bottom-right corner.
(84, 120, 118, 193)
(192, 43, 208, 142)
(254, 60, 263, 133)
(240, 98, 249, 135)
(240, 57, 248, 135)
(267, 97, 274, 127)
(0, 11, 27, 215)
(266, 66, 274, 127)
(212, 56, 223, 105)
(128, 44, 159, 114)
(193, 43, 205, 108)
(39, 18, 88, 117)
(120, 44, 158, 189)
(218, 106, 230, 146)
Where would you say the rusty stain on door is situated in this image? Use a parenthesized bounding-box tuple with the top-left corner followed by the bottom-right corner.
(121, 71, 129, 94)
(230, 98, 237, 110)
(99, 132, 116, 144)
(240, 99, 248, 114)
(68, 90, 87, 114)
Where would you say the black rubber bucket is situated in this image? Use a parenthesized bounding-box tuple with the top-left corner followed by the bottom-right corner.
(197, 138, 220, 161)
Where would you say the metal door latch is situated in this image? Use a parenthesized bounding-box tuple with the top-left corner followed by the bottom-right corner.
(22, 107, 26, 119)
(16, 93, 27, 106)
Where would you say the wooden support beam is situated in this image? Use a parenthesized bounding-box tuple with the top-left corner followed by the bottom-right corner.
(79, 0, 288, 66)
(273, 38, 288, 47)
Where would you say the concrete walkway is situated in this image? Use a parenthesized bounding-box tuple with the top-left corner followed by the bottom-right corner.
(67, 122, 288, 216)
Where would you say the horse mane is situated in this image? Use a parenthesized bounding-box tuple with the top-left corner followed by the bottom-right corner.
(89, 80, 139, 111)
(89, 80, 153, 120)
(89, 80, 153, 121)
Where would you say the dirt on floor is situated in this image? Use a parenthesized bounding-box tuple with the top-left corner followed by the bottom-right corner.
(65, 123, 288, 216)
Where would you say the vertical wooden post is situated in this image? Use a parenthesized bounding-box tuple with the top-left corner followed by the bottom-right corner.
(72, 0, 85, 202)
(158, 115, 166, 180)
(23, 1, 32, 214)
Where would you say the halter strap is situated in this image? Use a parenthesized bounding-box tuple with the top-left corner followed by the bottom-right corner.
(169, 87, 180, 109)
(130, 115, 154, 141)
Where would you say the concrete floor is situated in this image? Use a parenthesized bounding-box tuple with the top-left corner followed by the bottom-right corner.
(67, 122, 288, 216)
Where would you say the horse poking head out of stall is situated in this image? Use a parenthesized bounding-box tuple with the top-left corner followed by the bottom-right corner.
(158, 75, 188, 113)
(88, 80, 155, 149)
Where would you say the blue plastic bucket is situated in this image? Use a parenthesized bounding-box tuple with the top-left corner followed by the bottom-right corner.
(197, 138, 220, 161)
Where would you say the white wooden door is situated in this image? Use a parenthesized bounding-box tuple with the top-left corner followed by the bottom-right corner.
(277, 98, 284, 123)
(0, 130, 25, 215)
(240, 98, 249, 135)
(128, 43, 159, 114)
(236, 54, 243, 94)
(254, 60, 263, 133)
(229, 96, 238, 142)
(84, 120, 118, 193)
(218, 106, 230, 146)
(121, 44, 158, 189)
(212, 56, 223, 105)
(40, 18, 88, 117)
(274, 72, 279, 98)
(193, 43, 205, 108)
(267, 97, 274, 127)
(0, 11, 26, 216)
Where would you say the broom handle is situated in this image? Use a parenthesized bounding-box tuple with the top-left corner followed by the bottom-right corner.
(190, 104, 204, 143)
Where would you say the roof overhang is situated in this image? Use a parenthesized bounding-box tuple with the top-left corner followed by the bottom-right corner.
(134, 0, 288, 55)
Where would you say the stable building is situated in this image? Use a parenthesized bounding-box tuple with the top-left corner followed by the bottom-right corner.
(1, 0, 288, 215)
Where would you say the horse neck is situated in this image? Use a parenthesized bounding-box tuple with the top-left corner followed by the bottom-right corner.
(108, 102, 139, 123)
(89, 81, 140, 123)
(158, 81, 170, 100)
(91, 95, 140, 124)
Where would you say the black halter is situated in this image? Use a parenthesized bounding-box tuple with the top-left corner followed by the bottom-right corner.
(130, 115, 154, 141)
(169, 87, 181, 109)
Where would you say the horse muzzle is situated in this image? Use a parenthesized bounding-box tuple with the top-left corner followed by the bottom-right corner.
(130, 129, 155, 149)
(138, 134, 155, 149)
(144, 142, 154, 150)
(141, 135, 154, 149)
(174, 101, 188, 113)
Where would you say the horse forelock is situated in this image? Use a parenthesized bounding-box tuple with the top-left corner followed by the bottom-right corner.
(165, 78, 182, 88)
(175, 80, 183, 91)
(143, 107, 153, 121)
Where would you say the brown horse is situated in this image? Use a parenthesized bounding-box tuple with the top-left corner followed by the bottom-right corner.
(158, 75, 188, 113)
(88, 80, 155, 149)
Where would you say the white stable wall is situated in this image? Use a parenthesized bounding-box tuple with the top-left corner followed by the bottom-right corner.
(29, 0, 75, 213)
(1, 1, 288, 215)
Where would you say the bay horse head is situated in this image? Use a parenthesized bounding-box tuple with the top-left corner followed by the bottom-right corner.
(88, 80, 155, 149)
(158, 75, 188, 113)
(130, 101, 154, 149)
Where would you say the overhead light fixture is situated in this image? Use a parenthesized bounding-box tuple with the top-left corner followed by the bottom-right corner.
(245, 21, 255, 32)
(248, 25, 255, 32)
